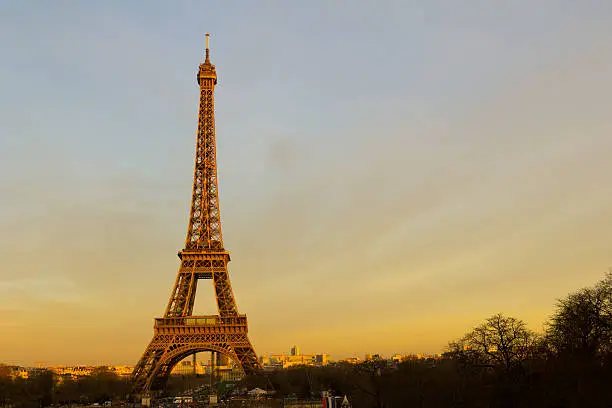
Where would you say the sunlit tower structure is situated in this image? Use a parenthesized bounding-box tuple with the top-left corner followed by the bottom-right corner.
(131, 34, 261, 394)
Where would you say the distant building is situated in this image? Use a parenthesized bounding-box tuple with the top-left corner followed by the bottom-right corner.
(108, 365, 134, 377)
(261, 346, 330, 369)
(11, 367, 30, 379)
(365, 354, 382, 361)
(339, 357, 361, 364)
(48, 365, 135, 380)
(168, 356, 242, 381)
(50, 366, 95, 379)
(5, 365, 136, 382)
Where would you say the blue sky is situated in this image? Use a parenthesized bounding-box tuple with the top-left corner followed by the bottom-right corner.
(1, 1, 611, 364)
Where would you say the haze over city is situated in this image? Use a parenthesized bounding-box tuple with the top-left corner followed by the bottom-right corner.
(1, 1, 611, 368)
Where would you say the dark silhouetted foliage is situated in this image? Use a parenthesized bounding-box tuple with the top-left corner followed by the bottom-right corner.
(447, 313, 540, 372)
(547, 271, 612, 358)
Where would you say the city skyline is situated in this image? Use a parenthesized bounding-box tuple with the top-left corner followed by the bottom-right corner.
(1, 1, 612, 366)
(1, 346, 441, 371)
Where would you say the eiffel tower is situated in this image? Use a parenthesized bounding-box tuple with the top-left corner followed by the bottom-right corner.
(131, 34, 261, 393)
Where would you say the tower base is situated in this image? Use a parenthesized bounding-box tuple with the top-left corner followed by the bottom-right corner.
(131, 315, 260, 392)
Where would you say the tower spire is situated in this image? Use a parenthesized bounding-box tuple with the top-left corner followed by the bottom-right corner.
(197, 33, 217, 85)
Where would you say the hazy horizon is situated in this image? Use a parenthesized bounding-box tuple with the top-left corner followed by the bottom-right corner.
(1, 1, 611, 366)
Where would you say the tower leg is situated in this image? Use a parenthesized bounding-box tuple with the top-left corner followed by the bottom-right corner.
(234, 337, 261, 375)
(210, 351, 216, 388)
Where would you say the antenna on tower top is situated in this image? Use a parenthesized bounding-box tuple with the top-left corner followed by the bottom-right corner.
(205, 33, 210, 60)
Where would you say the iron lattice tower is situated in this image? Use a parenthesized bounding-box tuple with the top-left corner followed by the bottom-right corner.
(131, 35, 261, 393)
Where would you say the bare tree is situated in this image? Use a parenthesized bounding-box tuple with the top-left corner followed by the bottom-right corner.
(546, 271, 612, 357)
(448, 313, 539, 371)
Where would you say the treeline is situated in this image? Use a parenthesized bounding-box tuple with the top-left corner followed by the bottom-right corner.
(0, 367, 131, 408)
(242, 271, 612, 407)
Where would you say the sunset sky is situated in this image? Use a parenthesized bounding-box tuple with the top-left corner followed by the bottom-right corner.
(1, 1, 611, 366)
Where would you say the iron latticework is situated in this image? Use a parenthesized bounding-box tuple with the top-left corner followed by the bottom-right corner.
(131, 35, 261, 394)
